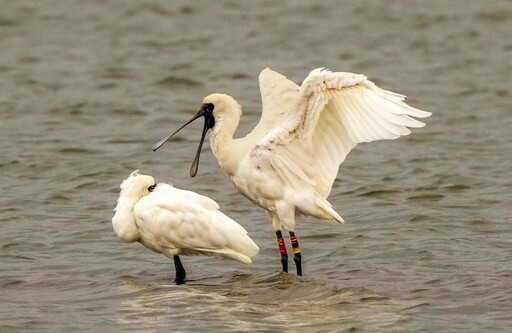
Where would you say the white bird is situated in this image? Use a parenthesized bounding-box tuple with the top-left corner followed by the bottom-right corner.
(153, 68, 431, 276)
(112, 170, 259, 284)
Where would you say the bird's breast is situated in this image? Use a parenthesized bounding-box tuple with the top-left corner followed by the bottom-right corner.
(231, 162, 283, 212)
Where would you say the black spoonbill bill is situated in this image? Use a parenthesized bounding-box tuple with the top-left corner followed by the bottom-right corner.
(112, 170, 259, 284)
(153, 68, 431, 276)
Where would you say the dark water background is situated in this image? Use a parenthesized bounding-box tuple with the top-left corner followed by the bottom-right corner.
(1, 1, 511, 332)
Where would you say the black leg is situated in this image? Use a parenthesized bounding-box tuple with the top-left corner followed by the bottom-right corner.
(276, 230, 288, 273)
(289, 231, 302, 276)
(173, 255, 186, 285)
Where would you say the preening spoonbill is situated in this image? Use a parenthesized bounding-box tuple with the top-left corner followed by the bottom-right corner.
(112, 170, 259, 284)
(153, 68, 431, 276)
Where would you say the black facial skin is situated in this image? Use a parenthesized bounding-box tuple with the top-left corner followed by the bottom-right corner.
(153, 103, 215, 177)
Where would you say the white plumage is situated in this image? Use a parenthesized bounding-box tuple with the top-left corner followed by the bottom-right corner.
(112, 170, 259, 283)
(153, 68, 431, 275)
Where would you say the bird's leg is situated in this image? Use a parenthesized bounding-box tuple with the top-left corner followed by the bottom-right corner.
(275, 230, 288, 273)
(289, 231, 302, 276)
(173, 255, 186, 285)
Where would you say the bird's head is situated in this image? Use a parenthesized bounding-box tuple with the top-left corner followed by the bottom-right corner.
(202, 93, 241, 123)
(119, 170, 157, 201)
(152, 94, 241, 177)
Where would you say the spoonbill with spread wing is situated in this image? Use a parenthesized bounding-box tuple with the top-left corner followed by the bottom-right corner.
(112, 170, 259, 284)
(153, 68, 431, 276)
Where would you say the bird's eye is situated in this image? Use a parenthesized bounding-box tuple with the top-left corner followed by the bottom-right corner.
(203, 103, 214, 112)
(148, 184, 156, 192)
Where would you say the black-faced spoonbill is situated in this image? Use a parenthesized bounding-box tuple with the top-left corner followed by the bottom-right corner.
(112, 170, 259, 284)
(153, 68, 431, 276)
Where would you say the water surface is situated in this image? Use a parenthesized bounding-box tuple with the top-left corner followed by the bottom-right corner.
(1, 1, 511, 332)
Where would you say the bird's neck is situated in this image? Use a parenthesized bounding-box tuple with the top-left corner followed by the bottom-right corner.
(112, 195, 140, 243)
(209, 110, 242, 176)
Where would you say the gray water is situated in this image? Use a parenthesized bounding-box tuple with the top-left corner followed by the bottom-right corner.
(1, 0, 511, 332)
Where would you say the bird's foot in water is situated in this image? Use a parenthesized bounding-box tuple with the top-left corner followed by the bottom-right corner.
(293, 252, 302, 276)
(174, 276, 186, 285)
(174, 255, 187, 285)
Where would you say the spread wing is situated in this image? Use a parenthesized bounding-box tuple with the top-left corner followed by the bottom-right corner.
(250, 68, 300, 136)
(251, 68, 431, 198)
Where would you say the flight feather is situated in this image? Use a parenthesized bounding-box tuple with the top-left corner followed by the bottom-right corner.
(252, 68, 431, 198)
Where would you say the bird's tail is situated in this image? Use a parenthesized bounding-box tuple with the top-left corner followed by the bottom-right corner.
(315, 197, 345, 223)
(223, 252, 254, 264)
(204, 248, 257, 264)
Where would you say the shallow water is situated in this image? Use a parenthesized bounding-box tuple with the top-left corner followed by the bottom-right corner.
(1, 0, 511, 332)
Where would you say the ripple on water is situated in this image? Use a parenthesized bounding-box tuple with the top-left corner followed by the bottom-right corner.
(156, 76, 203, 88)
(111, 272, 413, 332)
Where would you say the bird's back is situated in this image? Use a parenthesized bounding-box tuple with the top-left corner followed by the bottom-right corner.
(134, 183, 259, 263)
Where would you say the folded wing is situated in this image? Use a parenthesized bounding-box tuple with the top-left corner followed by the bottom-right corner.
(134, 184, 259, 263)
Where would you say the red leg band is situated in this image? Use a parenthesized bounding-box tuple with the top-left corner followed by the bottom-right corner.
(277, 237, 288, 255)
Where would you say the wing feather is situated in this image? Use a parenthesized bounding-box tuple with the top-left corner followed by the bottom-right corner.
(345, 91, 403, 138)
(251, 68, 300, 135)
(252, 68, 431, 198)
(134, 184, 258, 261)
